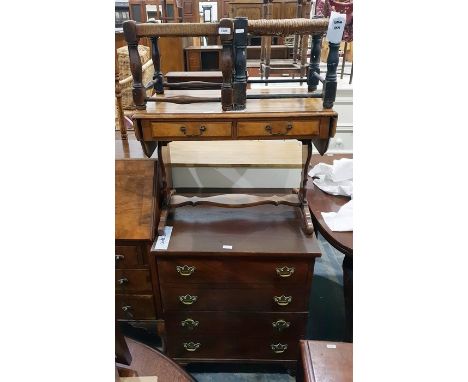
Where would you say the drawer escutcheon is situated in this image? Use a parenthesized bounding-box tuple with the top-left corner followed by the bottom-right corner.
(176, 265, 196, 276)
(183, 342, 201, 352)
(276, 266, 295, 278)
(179, 294, 198, 305)
(274, 295, 292, 306)
(181, 318, 199, 330)
(271, 343, 288, 354)
(272, 319, 291, 331)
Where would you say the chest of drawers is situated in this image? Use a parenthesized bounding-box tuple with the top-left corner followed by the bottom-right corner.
(115, 149, 162, 333)
(153, 204, 321, 369)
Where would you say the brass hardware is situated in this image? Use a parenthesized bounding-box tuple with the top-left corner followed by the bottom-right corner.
(121, 305, 133, 318)
(272, 319, 290, 331)
(176, 265, 196, 276)
(179, 294, 198, 305)
(274, 295, 292, 306)
(183, 342, 201, 352)
(180, 125, 207, 137)
(115, 255, 124, 261)
(117, 278, 128, 285)
(276, 266, 295, 278)
(181, 318, 199, 330)
(265, 123, 293, 136)
(271, 343, 288, 354)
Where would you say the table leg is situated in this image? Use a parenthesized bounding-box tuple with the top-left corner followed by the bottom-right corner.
(343, 255, 353, 342)
(299, 140, 314, 235)
(157, 141, 173, 235)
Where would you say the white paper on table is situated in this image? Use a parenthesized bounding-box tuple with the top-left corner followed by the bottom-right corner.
(321, 200, 353, 232)
(309, 158, 353, 197)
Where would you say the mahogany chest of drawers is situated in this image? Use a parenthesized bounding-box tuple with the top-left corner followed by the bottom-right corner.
(115, 143, 162, 333)
(152, 204, 321, 368)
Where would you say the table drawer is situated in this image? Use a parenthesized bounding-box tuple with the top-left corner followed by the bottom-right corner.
(237, 120, 320, 138)
(157, 258, 309, 285)
(115, 269, 152, 293)
(165, 312, 307, 338)
(147, 121, 232, 139)
(115, 245, 147, 269)
(166, 335, 299, 361)
(161, 286, 308, 312)
(116, 294, 156, 320)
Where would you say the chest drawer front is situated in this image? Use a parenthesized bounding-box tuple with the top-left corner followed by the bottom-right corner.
(237, 120, 320, 138)
(161, 286, 307, 312)
(165, 312, 307, 338)
(115, 245, 147, 269)
(157, 258, 309, 285)
(115, 269, 152, 293)
(147, 121, 232, 139)
(166, 335, 299, 361)
(116, 294, 156, 320)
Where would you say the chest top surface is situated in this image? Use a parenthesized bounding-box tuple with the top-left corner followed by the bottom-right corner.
(115, 158, 157, 241)
(153, 204, 321, 257)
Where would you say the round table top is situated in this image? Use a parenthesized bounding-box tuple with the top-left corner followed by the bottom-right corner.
(123, 337, 195, 382)
(306, 154, 353, 257)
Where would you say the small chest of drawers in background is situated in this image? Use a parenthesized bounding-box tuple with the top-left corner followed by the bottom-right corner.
(153, 205, 321, 369)
(115, 142, 161, 332)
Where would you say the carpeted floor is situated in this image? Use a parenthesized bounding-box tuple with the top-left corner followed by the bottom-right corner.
(121, 233, 347, 381)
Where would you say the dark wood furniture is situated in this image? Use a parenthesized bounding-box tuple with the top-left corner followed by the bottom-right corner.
(153, 204, 322, 370)
(117, 336, 196, 381)
(298, 340, 352, 382)
(115, 142, 162, 335)
(306, 153, 353, 341)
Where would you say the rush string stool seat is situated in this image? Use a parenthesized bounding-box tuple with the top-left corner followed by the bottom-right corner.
(123, 17, 344, 235)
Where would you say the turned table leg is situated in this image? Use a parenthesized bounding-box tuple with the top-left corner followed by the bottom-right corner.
(157, 141, 173, 235)
(299, 140, 314, 235)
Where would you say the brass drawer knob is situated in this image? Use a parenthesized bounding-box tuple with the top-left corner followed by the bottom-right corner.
(183, 342, 201, 352)
(181, 318, 199, 330)
(179, 294, 198, 305)
(115, 255, 124, 261)
(265, 123, 293, 136)
(274, 295, 292, 306)
(276, 266, 295, 278)
(271, 343, 288, 354)
(117, 278, 128, 285)
(176, 265, 196, 276)
(272, 319, 290, 331)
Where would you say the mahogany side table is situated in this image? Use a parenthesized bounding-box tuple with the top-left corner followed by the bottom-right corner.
(306, 154, 353, 341)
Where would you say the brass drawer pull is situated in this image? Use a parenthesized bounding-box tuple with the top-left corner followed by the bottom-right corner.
(276, 266, 295, 278)
(183, 342, 201, 352)
(272, 319, 290, 331)
(271, 343, 288, 354)
(179, 294, 198, 305)
(121, 305, 133, 318)
(176, 265, 196, 276)
(180, 125, 207, 137)
(115, 255, 124, 261)
(181, 318, 199, 330)
(265, 123, 293, 136)
(117, 278, 128, 285)
(274, 295, 292, 306)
